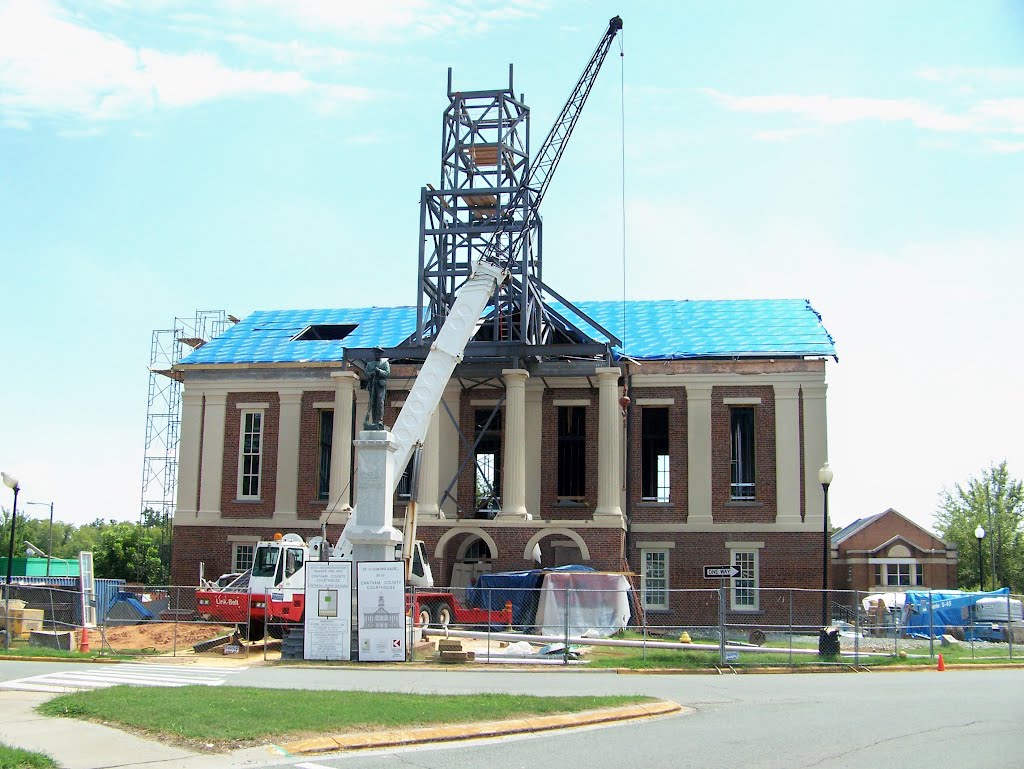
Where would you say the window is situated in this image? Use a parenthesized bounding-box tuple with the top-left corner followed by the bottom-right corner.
(557, 406, 586, 498)
(915, 563, 924, 586)
(251, 543, 279, 578)
(641, 407, 670, 502)
(891, 563, 911, 586)
(238, 410, 264, 499)
(317, 409, 333, 501)
(642, 549, 669, 610)
(874, 564, 882, 586)
(730, 549, 759, 610)
(730, 407, 755, 500)
(233, 544, 255, 573)
(284, 548, 304, 579)
(396, 457, 414, 501)
(474, 408, 502, 516)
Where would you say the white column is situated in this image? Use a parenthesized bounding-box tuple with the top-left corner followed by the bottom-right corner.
(802, 383, 829, 527)
(176, 390, 203, 517)
(275, 389, 303, 520)
(686, 384, 714, 524)
(417, 405, 442, 518)
(329, 371, 358, 514)
(198, 392, 226, 519)
(498, 369, 530, 519)
(774, 383, 802, 525)
(594, 366, 623, 520)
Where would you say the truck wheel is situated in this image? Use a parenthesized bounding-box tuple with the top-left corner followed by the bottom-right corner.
(417, 606, 432, 627)
(436, 604, 453, 627)
(238, 619, 265, 642)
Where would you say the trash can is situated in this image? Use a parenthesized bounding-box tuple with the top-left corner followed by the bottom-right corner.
(818, 627, 840, 657)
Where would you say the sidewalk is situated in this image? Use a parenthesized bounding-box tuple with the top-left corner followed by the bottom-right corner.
(0, 691, 270, 769)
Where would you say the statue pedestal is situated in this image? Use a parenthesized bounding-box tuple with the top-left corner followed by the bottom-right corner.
(347, 430, 402, 562)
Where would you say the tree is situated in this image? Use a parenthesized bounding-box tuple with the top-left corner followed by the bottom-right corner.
(934, 461, 1024, 592)
(94, 522, 169, 584)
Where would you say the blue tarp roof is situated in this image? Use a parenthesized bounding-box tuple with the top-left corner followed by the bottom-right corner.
(179, 298, 836, 366)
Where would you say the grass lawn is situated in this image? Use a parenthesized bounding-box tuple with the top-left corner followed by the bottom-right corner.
(0, 743, 57, 769)
(38, 686, 652, 748)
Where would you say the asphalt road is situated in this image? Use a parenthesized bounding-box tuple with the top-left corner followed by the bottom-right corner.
(0, 662, 1019, 769)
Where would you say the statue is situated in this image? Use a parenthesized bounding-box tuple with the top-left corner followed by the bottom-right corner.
(362, 346, 390, 431)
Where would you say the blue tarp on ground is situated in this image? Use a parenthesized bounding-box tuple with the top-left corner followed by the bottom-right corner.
(466, 566, 596, 628)
(902, 588, 1011, 639)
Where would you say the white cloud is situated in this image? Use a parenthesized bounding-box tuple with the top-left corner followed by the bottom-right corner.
(917, 66, 1024, 85)
(0, 0, 370, 124)
(703, 88, 1024, 142)
(985, 139, 1024, 154)
(753, 127, 817, 143)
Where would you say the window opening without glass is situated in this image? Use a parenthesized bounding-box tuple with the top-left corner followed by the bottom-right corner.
(317, 409, 333, 500)
(730, 407, 755, 500)
(557, 406, 586, 498)
(641, 407, 670, 502)
(474, 408, 502, 517)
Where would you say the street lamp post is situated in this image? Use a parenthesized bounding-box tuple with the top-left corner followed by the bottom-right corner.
(24, 502, 54, 577)
(975, 525, 986, 591)
(1, 472, 20, 650)
(24, 542, 71, 577)
(819, 462, 833, 627)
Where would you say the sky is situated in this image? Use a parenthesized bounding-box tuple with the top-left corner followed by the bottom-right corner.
(1, 0, 1022, 533)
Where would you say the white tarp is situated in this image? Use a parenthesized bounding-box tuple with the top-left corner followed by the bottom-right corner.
(535, 572, 631, 638)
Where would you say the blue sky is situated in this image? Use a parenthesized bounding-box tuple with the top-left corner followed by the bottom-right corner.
(1, 0, 1021, 531)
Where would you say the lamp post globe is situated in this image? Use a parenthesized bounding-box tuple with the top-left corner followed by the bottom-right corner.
(975, 525, 985, 591)
(818, 462, 832, 627)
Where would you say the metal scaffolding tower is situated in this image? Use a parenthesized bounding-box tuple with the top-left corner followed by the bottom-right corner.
(141, 310, 230, 529)
(409, 29, 621, 369)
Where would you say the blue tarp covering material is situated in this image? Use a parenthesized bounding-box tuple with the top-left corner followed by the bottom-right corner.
(105, 592, 157, 622)
(466, 566, 596, 628)
(179, 299, 836, 366)
(901, 588, 1012, 639)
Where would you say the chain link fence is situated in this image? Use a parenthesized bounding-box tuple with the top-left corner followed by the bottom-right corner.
(1, 580, 1020, 666)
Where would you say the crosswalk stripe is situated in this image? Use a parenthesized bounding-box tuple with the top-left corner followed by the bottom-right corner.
(0, 664, 245, 693)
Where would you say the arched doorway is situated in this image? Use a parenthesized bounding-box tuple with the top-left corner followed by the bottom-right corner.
(451, 535, 495, 592)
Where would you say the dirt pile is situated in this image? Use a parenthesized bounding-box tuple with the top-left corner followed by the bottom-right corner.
(100, 623, 233, 652)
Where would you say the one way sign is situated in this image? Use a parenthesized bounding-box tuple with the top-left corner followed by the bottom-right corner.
(703, 565, 740, 579)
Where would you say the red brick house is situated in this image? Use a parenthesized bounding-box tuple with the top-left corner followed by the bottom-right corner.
(169, 299, 836, 626)
(831, 508, 958, 593)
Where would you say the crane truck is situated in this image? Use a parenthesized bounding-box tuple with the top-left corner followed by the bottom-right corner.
(195, 14, 623, 642)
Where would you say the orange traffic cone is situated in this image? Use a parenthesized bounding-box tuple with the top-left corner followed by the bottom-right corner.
(936, 653, 945, 671)
(78, 628, 90, 654)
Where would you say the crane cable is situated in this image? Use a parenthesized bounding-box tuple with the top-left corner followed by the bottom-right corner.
(619, 31, 627, 356)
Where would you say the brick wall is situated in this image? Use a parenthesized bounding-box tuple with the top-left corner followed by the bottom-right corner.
(627, 386, 688, 524)
(539, 388, 598, 519)
(710, 385, 776, 523)
(221, 392, 280, 519)
(297, 390, 333, 520)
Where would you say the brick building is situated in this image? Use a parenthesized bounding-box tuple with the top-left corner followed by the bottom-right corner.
(169, 298, 836, 626)
(831, 508, 959, 593)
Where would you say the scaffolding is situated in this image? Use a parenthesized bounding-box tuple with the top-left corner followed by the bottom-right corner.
(410, 64, 618, 369)
(141, 311, 231, 541)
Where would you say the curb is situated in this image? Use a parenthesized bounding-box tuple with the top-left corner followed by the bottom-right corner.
(279, 700, 685, 755)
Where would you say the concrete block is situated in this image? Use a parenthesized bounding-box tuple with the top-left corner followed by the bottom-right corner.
(940, 634, 960, 647)
(29, 630, 75, 651)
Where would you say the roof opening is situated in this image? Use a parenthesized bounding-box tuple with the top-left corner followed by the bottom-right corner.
(292, 324, 358, 341)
